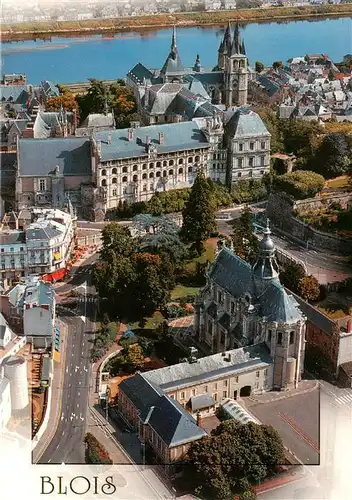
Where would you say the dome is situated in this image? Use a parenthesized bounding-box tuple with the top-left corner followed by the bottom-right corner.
(259, 234, 275, 252)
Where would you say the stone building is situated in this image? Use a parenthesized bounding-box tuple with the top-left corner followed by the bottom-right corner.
(93, 111, 270, 210)
(194, 223, 307, 390)
(127, 23, 256, 125)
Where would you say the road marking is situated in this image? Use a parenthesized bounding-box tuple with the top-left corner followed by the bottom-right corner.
(48, 459, 51, 463)
(79, 381, 81, 385)
(61, 413, 64, 421)
(66, 367, 68, 373)
(77, 404, 79, 408)
(278, 412, 320, 453)
(78, 392, 80, 396)
(62, 431, 65, 436)
(56, 445, 59, 450)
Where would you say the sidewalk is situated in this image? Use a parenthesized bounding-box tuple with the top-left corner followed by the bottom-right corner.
(246, 379, 318, 405)
(32, 322, 68, 463)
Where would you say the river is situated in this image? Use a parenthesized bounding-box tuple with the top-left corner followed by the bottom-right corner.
(1, 17, 351, 85)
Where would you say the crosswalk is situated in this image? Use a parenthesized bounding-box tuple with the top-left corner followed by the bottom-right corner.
(334, 390, 352, 407)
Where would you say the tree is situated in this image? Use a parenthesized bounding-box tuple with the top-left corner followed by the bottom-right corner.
(298, 275, 320, 302)
(313, 132, 349, 178)
(272, 60, 283, 71)
(272, 170, 325, 199)
(181, 171, 216, 254)
(255, 61, 264, 73)
(185, 420, 285, 499)
(76, 78, 114, 121)
(46, 88, 78, 112)
(230, 207, 259, 263)
(84, 433, 113, 464)
(279, 261, 306, 294)
(124, 343, 145, 369)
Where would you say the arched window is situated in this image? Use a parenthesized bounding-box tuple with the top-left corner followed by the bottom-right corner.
(149, 172, 154, 179)
(277, 332, 283, 345)
(133, 165, 138, 171)
(101, 179, 107, 187)
(163, 160, 167, 167)
(289, 331, 295, 345)
(156, 161, 161, 168)
(169, 169, 174, 176)
(142, 173, 147, 179)
(112, 177, 117, 184)
(149, 162, 154, 169)
(101, 169, 107, 176)
(163, 171, 167, 177)
(188, 157, 193, 163)
(122, 166, 128, 173)
(142, 163, 147, 170)
(178, 167, 183, 174)
(188, 166, 193, 173)
(156, 171, 161, 177)
(169, 159, 174, 166)
(133, 175, 138, 182)
(195, 155, 200, 162)
(122, 176, 128, 183)
(112, 167, 117, 174)
(178, 158, 183, 165)
(267, 329, 272, 342)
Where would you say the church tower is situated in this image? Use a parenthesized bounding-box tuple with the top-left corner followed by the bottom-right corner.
(224, 24, 248, 108)
(160, 26, 185, 83)
(252, 219, 280, 295)
(217, 22, 232, 71)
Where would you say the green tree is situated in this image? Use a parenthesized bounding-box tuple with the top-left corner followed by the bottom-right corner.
(76, 78, 114, 121)
(255, 61, 264, 73)
(279, 261, 306, 294)
(272, 170, 325, 199)
(255, 108, 284, 153)
(181, 171, 216, 254)
(298, 275, 320, 302)
(124, 343, 145, 369)
(230, 207, 259, 263)
(46, 88, 78, 112)
(313, 132, 349, 178)
(186, 420, 285, 499)
(272, 60, 283, 71)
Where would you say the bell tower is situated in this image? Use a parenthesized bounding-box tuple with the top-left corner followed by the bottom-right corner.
(224, 24, 248, 108)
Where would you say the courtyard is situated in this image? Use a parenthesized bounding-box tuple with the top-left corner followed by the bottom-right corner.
(244, 389, 320, 466)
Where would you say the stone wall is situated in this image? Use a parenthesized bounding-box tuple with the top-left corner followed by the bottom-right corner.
(267, 191, 352, 255)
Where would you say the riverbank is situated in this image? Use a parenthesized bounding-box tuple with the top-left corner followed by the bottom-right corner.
(2, 4, 352, 42)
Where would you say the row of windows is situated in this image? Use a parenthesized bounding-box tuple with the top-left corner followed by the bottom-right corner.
(237, 141, 266, 152)
(237, 156, 266, 168)
(101, 156, 202, 175)
(101, 167, 194, 186)
(268, 329, 295, 345)
(177, 371, 268, 400)
(237, 170, 265, 178)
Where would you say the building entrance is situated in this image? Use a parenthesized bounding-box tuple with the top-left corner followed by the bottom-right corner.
(240, 386, 251, 397)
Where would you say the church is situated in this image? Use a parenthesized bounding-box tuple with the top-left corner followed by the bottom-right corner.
(194, 222, 307, 390)
(127, 23, 256, 125)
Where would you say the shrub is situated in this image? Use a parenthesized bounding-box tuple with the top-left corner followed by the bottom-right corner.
(84, 433, 113, 465)
(232, 179, 268, 204)
(165, 304, 191, 319)
(273, 170, 325, 199)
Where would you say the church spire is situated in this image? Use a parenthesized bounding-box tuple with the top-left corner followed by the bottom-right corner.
(193, 53, 201, 72)
(252, 219, 280, 283)
(232, 23, 241, 55)
(171, 25, 177, 59)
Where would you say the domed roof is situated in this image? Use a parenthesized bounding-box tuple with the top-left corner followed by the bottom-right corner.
(259, 234, 275, 252)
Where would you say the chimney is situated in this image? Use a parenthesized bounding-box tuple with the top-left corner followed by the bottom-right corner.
(158, 132, 164, 145)
(146, 135, 150, 146)
(128, 128, 134, 142)
(347, 319, 352, 334)
(107, 131, 112, 144)
(196, 411, 202, 427)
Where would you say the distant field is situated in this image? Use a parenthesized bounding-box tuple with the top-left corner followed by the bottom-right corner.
(2, 4, 352, 41)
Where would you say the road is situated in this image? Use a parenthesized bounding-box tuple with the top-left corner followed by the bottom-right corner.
(216, 209, 352, 284)
(38, 271, 96, 464)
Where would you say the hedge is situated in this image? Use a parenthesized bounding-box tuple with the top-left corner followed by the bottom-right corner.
(272, 170, 325, 199)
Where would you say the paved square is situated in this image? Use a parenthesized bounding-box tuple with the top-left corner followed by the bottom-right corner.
(245, 389, 320, 465)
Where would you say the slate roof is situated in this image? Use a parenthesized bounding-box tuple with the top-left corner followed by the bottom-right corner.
(0, 231, 25, 245)
(119, 372, 206, 447)
(290, 291, 335, 335)
(208, 248, 303, 324)
(160, 50, 185, 76)
(225, 109, 270, 138)
(95, 121, 209, 161)
(33, 113, 55, 139)
(144, 343, 272, 391)
(40, 80, 59, 98)
(0, 85, 29, 104)
(81, 113, 115, 129)
(18, 138, 92, 177)
(25, 223, 62, 241)
(128, 63, 154, 85)
(182, 76, 210, 99)
(189, 394, 216, 412)
(193, 72, 223, 86)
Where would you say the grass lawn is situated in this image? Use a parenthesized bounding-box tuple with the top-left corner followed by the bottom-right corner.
(316, 300, 349, 320)
(325, 176, 351, 190)
(171, 285, 200, 300)
(131, 311, 164, 330)
(184, 238, 217, 273)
